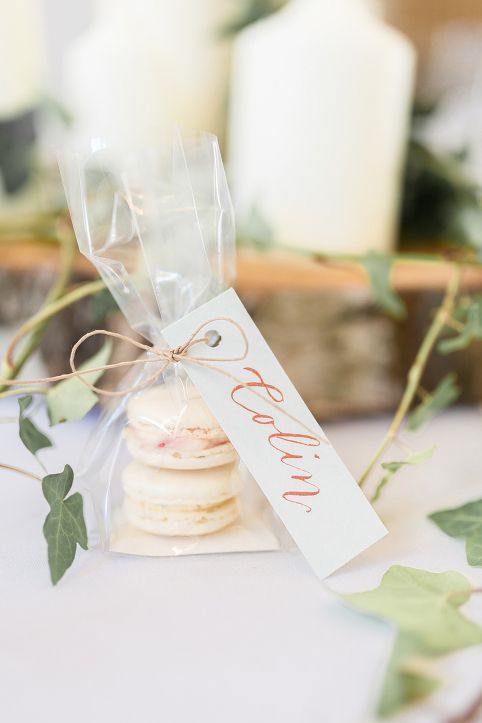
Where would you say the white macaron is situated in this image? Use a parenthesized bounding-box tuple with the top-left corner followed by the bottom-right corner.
(124, 497, 239, 537)
(122, 461, 240, 536)
(122, 460, 239, 507)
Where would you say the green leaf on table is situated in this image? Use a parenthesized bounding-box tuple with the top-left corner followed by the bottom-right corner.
(18, 395, 52, 457)
(378, 632, 439, 718)
(407, 374, 461, 431)
(372, 447, 435, 503)
(467, 537, 482, 567)
(343, 565, 482, 655)
(361, 253, 406, 319)
(46, 341, 112, 425)
(42, 464, 88, 584)
(344, 566, 482, 716)
(429, 499, 482, 567)
(438, 296, 482, 354)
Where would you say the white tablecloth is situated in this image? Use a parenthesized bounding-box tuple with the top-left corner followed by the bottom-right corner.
(1, 399, 482, 723)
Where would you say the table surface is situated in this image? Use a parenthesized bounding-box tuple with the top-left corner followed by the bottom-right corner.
(1, 399, 482, 723)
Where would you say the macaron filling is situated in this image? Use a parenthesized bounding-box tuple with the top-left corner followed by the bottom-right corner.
(125, 424, 233, 460)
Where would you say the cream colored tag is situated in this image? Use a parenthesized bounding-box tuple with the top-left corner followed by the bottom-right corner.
(163, 288, 386, 578)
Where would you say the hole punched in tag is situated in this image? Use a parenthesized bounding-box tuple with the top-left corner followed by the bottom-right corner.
(205, 329, 222, 348)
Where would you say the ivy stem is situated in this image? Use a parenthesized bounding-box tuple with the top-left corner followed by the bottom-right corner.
(445, 316, 465, 333)
(393, 438, 413, 456)
(242, 237, 482, 269)
(0, 387, 48, 400)
(416, 385, 431, 402)
(0, 462, 42, 482)
(0, 278, 105, 391)
(358, 267, 462, 489)
(0, 219, 76, 387)
(448, 587, 482, 600)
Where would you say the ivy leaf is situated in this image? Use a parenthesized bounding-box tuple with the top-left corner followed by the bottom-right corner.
(429, 499, 482, 567)
(361, 253, 406, 319)
(219, 0, 282, 36)
(378, 632, 439, 718)
(438, 296, 482, 354)
(46, 341, 112, 425)
(239, 205, 274, 251)
(343, 565, 482, 655)
(42, 464, 88, 584)
(372, 447, 435, 503)
(89, 287, 119, 324)
(466, 537, 482, 567)
(344, 566, 482, 717)
(408, 374, 461, 431)
(18, 395, 53, 457)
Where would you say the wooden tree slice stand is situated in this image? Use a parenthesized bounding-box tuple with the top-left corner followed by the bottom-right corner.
(236, 249, 482, 294)
(1, 241, 482, 419)
(2, 241, 482, 293)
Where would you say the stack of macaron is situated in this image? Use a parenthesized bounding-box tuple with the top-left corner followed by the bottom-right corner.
(122, 382, 240, 536)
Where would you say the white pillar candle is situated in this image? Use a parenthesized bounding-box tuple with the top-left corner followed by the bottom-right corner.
(64, 0, 233, 146)
(0, 0, 46, 118)
(228, 0, 415, 254)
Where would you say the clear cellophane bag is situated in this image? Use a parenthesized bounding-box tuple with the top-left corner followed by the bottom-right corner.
(59, 135, 284, 556)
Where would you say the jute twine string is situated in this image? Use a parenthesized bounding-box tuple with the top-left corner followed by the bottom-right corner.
(1, 317, 327, 444)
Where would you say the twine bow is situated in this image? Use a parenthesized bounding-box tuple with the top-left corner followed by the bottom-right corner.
(1, 317, 326, 443)
(68, 317, 249, 397)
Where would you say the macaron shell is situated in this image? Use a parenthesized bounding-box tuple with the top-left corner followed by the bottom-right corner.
(124, 430, 238, 470)
(122, 460, 240, 507)
(124, 496, 239, 536)
(127, 384, 220, 433)
(125, 419, 227, 445)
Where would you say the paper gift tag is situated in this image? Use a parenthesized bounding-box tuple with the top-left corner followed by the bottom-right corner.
(163, 288, 386, 578)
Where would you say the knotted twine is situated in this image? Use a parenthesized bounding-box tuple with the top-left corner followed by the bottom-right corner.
(1, 317, 327, 444)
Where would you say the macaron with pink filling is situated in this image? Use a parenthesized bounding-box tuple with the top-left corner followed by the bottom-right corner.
(124, 383, 237, 469)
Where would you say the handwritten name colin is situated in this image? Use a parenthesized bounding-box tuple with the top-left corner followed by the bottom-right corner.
(230, 367, 321, 512)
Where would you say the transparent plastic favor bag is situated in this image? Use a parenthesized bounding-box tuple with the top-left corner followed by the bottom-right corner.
(59, 135, 283, 556)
